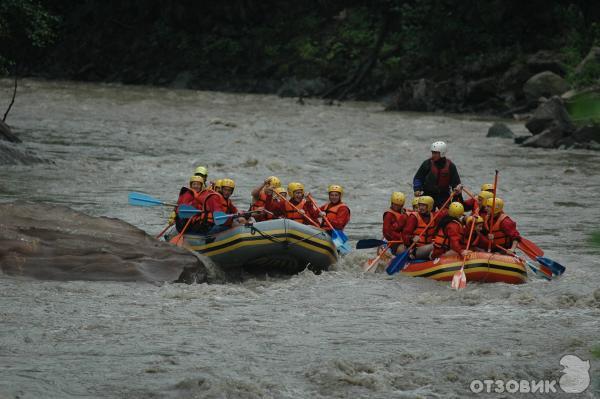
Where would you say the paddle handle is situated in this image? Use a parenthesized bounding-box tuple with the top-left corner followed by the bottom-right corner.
(273, 190, 320, 228)
(365, 243, 392, 271)
(306, 194, 336, 231)
(487, 170, 499, 252)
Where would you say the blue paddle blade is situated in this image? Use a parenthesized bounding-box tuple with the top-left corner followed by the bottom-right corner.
(356, 239, 386, 249)
(332, 236, 351, 255)
(386, 250, 410, 275)
(128, 192, 163, 207)
(177, 205, 201, 219)
(537, 256, 566, 276)
(213, 211, 229, 226)
(337, 230, 349, 242)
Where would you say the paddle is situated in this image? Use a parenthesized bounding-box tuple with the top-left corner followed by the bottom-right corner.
(128, 192, 177, 207)
(363, 242, 391, 272)
(487, 170, 499, 252)
(451, 209, 479, 290)
(518, 237, 544, 257)
(155, 222, 174, 239)
(356, 239, 403, 249)
(272, 190, 320, 227)
(306, 194, 351, 254)
(517, 244, 565, 276)
(496, 245, 552, 280)
(386, 192, 456, 275)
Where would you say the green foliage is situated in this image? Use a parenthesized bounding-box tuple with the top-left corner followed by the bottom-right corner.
(590, 231, 600, 246)
(0, 0, 59, 74)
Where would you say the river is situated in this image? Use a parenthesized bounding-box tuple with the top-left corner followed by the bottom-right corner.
(1, 79, 599, 398)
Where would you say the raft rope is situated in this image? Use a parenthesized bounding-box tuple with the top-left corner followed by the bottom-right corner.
(248, 220, 327, 249)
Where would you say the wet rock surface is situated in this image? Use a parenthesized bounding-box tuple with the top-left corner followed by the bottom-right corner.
(0, 202, 207, 282)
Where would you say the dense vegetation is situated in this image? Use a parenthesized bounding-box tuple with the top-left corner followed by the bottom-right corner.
(1, 1, 600, 100)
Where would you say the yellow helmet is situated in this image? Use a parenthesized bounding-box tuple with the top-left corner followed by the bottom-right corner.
(267, 176, 281, 188)
(274, 187, 287, 195)
(412, 197, 419, 207)
(214, 179, 223, 189)
(287, 182, 304, 195)
(448, 202, 464, 218)
(480, 183, 495, 192)
(328, 184, 343, 195)
(466, 215, 484, 225)
(417, 196, 434, 212)
(483, 197, 504, 215)
(390, 192, 406, 206)
(194, 166, 208, 177)
(221, 178, 235, 189)
(190, 175, 205, 184)
(477, 191, 494, 202)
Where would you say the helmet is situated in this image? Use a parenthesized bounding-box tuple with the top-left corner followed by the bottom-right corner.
(328, 184, 343, 195)
(430, 141, 447, 157)
(448, 202, 464, 218)
(390, 192, 406, 206)
(477, 191, 494, 202)
(417, 196, 434, 212)
(267, 176, 281, 188)
(483, 197, 504, 215)
(190, 175, 205, 184)
(287, 182, 304, 195)
(194, 166, 208, 177)
(466, 215, 484, 225)
(274, 187, 287, 195)
(214, 179, 223, 189)
(221, 178, 235, 189)
(412, 197, 419, 207)
(480, 183, 495, 192)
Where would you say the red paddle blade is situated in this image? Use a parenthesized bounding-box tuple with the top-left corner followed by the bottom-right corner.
(519, 238, 544, 257)
(451, 270, 467, 290)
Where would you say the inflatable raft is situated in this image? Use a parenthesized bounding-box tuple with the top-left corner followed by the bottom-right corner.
(170, 218, 338, 274)
(401, 252, 527, 284)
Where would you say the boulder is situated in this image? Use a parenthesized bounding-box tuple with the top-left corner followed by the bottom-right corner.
(525, 96, 575, 135)
(574, 47, 600, 76)
(523, 71, 571, 101)
(521, 127, 567, 148)
(0, 120, 20, 143)
(0, 141, 47, 165)
(487, 122, 515, 139)
(0, 202, 208, 283)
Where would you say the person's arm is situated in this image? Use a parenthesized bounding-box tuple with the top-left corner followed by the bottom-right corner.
(449, 162, 461, 189)
(251, 179, 269, 200)
(412, 160, 430, 193)
(501, 217, 521, 251)
(402, 214, 417, 244)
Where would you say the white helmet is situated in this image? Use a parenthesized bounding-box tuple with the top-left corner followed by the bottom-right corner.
(430, 141, 447, 157)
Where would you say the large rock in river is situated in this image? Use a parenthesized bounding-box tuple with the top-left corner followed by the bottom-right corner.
(523, 71, 570, 101)
(0, 202, 207, 283)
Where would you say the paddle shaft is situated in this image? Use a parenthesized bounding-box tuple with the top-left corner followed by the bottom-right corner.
(487, 170, 499, 252)
(364, 242, 392, 272)
(306, 194, 333, 230)
(155, 222, 173, 239)
(273, 190, 320, 228)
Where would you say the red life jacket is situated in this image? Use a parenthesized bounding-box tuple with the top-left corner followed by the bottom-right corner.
(250, 191, 268, 211)
(433, 219, 464, 250)
(413, 212, 435, 247)
(195, 189, 220, 224)
(320, 202, 350, 228)
(284, 199, 307, 223)
(486, 213, 510, 248)
(430, 158, 453, 189)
